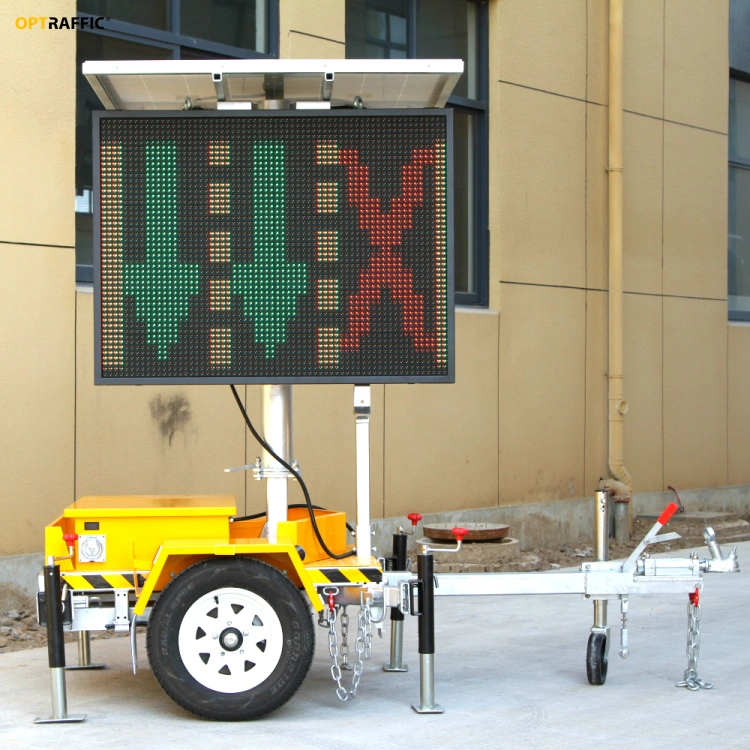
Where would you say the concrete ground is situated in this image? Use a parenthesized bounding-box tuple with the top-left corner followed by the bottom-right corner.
(1, 542, 748, 750)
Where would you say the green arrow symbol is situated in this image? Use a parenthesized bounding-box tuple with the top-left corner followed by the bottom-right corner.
(124, 142, 200, 360)
(232, 141, 307, 358)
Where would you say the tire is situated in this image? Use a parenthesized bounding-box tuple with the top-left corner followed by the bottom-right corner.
(146, 557, 315, 721)
(586, 631, 608, 685)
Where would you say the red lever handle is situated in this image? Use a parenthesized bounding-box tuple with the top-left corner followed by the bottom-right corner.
(407, 513, 422, 527)
(657, 502, 679, 526)
(452, 527, 469, 543)
(62, 533, 79, 543)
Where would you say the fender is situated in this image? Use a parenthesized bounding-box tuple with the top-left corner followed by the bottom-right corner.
(134, 538, 322, 615)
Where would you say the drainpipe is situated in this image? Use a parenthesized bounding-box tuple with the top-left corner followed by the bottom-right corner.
(606, 0, 633, 541)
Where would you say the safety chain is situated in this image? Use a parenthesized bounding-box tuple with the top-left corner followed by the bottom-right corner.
(676, 589, 714, 691)
(340, 607, 351, 671)
(324, 588, 373, 701)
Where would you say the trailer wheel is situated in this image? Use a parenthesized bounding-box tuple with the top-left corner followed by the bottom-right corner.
(586, 632, 608, 685)
(147, 557, 314, 721)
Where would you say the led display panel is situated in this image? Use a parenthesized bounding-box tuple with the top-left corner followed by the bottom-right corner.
(94, 110, 453, 384)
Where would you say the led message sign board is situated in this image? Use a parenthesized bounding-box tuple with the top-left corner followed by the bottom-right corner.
(94, 110, 453, 384)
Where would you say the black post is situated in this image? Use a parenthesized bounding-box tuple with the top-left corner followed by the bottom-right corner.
(391, 533, 407, 624)
(383, 532, 409, 672)
(416, 552, 435, 656)
(412, 550, 442, 712)
(34, 561, 86, 724)
(44, 564, 66, 670)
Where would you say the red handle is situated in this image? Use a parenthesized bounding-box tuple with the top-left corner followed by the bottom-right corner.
(62, 533, 78, 544)
(452, 527, 469, 543)
(657, 502, 679, 526)
(407, 513, 422, 527)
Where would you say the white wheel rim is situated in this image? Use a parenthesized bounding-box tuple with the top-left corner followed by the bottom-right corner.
(178, 587, 284, 694)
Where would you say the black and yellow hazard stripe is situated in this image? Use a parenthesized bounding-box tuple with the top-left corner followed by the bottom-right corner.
(306, 567, 382, 586)
(61, 572, 147, 591)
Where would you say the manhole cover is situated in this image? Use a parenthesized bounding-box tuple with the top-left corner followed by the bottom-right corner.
(422, 522, 509, 541)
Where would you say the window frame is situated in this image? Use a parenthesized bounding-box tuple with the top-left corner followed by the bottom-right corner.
(729, 70, 750, 322)
(346, 0, 489, 306)
(75, 2, 279, 283)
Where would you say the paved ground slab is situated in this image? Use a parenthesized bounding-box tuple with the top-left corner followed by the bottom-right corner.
(1, 542, 748, 750)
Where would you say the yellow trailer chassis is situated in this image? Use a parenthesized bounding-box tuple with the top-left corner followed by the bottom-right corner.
(40, 494, 381, 721)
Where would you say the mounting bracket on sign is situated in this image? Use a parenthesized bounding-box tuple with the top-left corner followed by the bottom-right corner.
(354, 385, 373, 564)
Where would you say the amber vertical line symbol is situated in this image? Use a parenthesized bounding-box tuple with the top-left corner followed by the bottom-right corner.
(434, 140, 448, 367)
(101, 141, 123, 370)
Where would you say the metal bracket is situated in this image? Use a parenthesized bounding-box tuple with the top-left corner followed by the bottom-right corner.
(130, 614, 139, 674)
(642, 532, 681, 546)
(212, 71, 225, 101)
(252, 457, 300, 480)
(113, 590, 130, 633)
(225, 457, 300, 479)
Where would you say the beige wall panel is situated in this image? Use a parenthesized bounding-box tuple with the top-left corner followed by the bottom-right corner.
(288, 33, 345, 60)
(623, 0, 664, 119)
(623, 113, 663, 296)
(663, 124, 727, 300)
(279, 0, 345, 58)
(0, 245, 75, 555)
(292, 384, 384, 523)
(663, 298, 727, 490)
(584, 291, 608, 496)
(74, 294, 247, 511)
(498, 285, 585, 504)
(728, 324, 750, 485)
(494, 0, 586, 100)
(586, 103, 608, 290)
(586, 0, 608, 106)
(0, 2, 75, 247)
(623, 293, 663, 492)
(383, 310, 499, 518)
(496, 84, 586, 288)
(664, 0, 728, 133)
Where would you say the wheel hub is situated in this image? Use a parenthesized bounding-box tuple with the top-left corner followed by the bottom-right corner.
(219, 627, 243, 652)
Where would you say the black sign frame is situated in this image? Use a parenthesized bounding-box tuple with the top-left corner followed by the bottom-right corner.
(93, 108, 454, 385)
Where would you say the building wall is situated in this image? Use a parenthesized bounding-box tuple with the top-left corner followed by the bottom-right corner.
(490, 0, 733, 504)
(0, 0, 744, 557)
(0, 1, 76, 556)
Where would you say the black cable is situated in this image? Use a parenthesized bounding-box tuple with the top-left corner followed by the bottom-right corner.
(229, 385, 355, 560)
(232, 504, 355, 535)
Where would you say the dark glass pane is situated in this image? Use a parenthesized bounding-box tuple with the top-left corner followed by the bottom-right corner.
(390, 14, 406, 45)
(453, 110, 475, 294)
(76, 33, 172, 268)
(365, 43, 387, 58)
(367, 9, 388, 40)
(78, 0, 168, 29)
(181, 0, 267, 53)
(346, 0, 408, 59)
(729, 165, 750, 314)
(416, 0, 477, 100)
(729, 78, 750, 162)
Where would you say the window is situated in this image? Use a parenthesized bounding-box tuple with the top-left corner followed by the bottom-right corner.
(346, 0, 488, 305)
(75, 2, 277, 282)
(729, 75, 750, 320)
